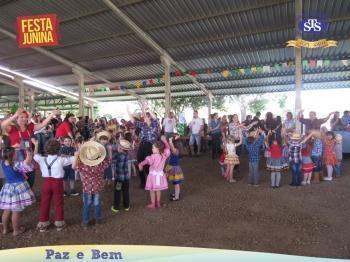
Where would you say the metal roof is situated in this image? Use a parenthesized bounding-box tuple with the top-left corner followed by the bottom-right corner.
(0, 0, 349, 103)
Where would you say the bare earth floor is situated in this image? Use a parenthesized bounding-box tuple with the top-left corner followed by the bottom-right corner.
(1, 153, 350, 259)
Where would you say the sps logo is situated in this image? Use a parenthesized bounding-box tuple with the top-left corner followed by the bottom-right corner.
(298, 19, 325, 32)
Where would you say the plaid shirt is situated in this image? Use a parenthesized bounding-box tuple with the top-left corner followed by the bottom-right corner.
(115, 152, 129, 181)
(135, 119, 159, 143)
(60, 146, 75, 156)
(288, 140, 303, 163)
(245, 135, 264, 162)
(311, 139, 323, 157)
(228, 122, 242, 140)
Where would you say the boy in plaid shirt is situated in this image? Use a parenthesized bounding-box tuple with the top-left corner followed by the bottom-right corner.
(111, 139, 132, 213)
(244, 128, 265, 187)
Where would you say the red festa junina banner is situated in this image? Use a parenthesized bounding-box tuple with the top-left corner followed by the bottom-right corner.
(16, 14, 59, 48)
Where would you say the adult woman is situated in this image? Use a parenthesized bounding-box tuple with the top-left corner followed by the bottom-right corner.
(55, 113, 75, 140)
(128, 107, 159, 188)
(263, 112, 277, 133)
(330, 111, 345, 131)
(283, 112, 296, 134)
(208, 113, 221, 159)
(221, 115, 229, 138)
(1, 108, 59, 188)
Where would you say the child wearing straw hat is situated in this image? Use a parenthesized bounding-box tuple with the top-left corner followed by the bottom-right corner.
(111, 139, 132, 213)
(96, 131, 113, 188)
(244, 128, 265, 187)
(286, 131, 314, 187)
(73, 141, 111, 228)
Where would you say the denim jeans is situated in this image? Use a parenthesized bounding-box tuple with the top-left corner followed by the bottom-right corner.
(189, 134, 201, 147)
(248, 161, 259, 185)
(210, 133, 221, 159)
(290, 162, 302, 186)
(334, 162, 342, 177)
(83, 192, 101, 225)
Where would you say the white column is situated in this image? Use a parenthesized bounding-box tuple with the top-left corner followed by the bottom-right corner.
(73, 69, 85, 117)
(295, 0, 302, 132)
(28, 89, 35, 115)
(208, 96, 213, 121)
(161, 56, 171, 115)
(15, 78, 25, 109)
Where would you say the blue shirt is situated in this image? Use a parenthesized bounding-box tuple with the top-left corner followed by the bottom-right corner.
(311, 139, 323, 157)
(1, 163, 24, 183)
(244, 135, 264, 162)
(169, 151, 180, 166)
(135, 120, 159, 143)
(209, 120, 221, 135)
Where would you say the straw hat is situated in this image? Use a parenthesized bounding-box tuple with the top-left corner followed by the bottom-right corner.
(96, 130, 111, 140)
(335, 134, 342, 143)
(248, 130, 257, 137)
(118, 139, 132, 151)
(290, 132, 302, 140)
(79, 141, 106, 166)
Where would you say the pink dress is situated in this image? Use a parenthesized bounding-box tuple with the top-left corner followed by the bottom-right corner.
(140, 141, 170, 191)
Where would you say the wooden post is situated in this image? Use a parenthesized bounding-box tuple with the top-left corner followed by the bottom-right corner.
(73, 69, 85, 117)
(208, 96, 213, 121)
(15, 78, 25, 109)
(28, 89, 35, 115)
(295, 0, 302, 132)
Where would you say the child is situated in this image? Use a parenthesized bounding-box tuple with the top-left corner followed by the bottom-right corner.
(165, 135, 184, 201)
(286, 131, 314, 187)
(323, 131, 337, 181)
(265, 131, 283, 188)
(334, 134, 343, 177)
(60, 136, 78, 197)
(245, 129, 265, 187)
(0, 148, 35, 236)
(33, 139, 74, 232)
(311, 131, 323, 183)
(124, 132, 138, 177)
(139, 135, 170, 208)
(301, 142, 315, 185)
(223, 135, 242, 183)
(97, 131, 113, 187)
(73, 141, 111, 228)
(111, 139, 131, 213)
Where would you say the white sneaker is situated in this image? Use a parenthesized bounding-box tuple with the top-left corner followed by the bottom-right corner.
(323, 177, 332, 181)
(301, 181, 306, 186)
(306, 181, 311, 185)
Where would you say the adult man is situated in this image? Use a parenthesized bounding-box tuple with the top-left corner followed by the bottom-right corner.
(162, 112, 177, 138)
(298, 110, 335, 133)
(189, 110, 204, 156)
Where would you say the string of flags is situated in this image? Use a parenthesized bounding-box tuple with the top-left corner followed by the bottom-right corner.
(86, 59, 349, 94)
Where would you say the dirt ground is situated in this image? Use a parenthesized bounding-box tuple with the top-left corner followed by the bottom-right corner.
(0, 151, 350, 259)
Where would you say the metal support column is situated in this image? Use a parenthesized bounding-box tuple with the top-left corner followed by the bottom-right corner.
(295, 0, 302, 132)
(208, 96, 213, 121)
(15, 78, 25, 109)
(161, 56, 171, 115)
(28, 89, 35, 115)
(74, 69, 85, 117)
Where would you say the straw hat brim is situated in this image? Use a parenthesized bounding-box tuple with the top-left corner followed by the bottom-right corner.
(79, 141, 106, 166)
(96, 131, 111, 140)
(118, 140, 132, 151)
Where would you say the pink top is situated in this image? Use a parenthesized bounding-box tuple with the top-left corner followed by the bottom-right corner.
(139, 140, 170, 172)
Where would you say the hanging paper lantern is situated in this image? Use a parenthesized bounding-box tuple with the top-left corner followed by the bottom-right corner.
(323, 60, 331, 67)
(239, 68, 245, 74)
(251, 66, 257, 73)
(156, 76, 161, 83)
(222, 69, 230, 78)
(256, 66, 263, 73)
(245, 68, 251, 74)
(207, 68, 212, 75)
(175, 70, 182, 77)
(149, 79, 155, 85)
(142, 80, 147, 87)
(135, 81, 141, 88)
(190, 70, 198, 77)
(230, 69, 236, 76)
(309, 60, 316, 67)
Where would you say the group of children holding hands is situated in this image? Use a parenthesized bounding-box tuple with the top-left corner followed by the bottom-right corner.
(220, 127, 343, 188)
(0, 128, 185, 235)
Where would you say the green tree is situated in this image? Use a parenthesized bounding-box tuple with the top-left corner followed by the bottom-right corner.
(151, 96, 226, 116)
(248, 96, 268, 114)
